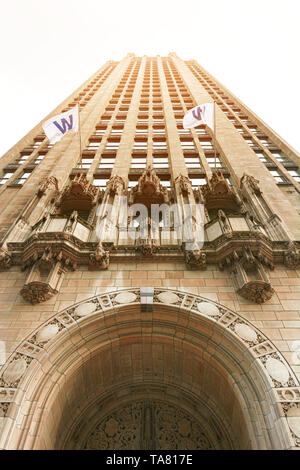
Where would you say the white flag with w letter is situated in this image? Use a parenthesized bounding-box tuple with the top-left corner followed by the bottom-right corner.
(42, 105, 79, 144)
(183, 103, 214, 132)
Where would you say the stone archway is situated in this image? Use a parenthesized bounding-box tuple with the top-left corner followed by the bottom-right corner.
(0, 288, 299, 450)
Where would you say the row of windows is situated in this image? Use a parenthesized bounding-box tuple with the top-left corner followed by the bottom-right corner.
(187, 62, 300, 186)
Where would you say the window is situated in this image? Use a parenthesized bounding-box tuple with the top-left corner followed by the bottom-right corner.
(16, 154, 31, 165)
(99, 158, 115, 169)
(207, 157, 222, 168)
(185, 157, 201, 168)
(256, 152, 267, 162)
(128, 180, 138, 188)
(190, 178, 206, 187)
(14, 172, 31, 185)
(131, 157, 147, 168)
(270, 170, 286, 183)
(0, 172, 14, 185)
(77, 158, 94, 169)
(153, 157, 168, 168)
(34, 154, 46, 164)
(93, 178, 109, 188)
(199, 140, 213, 150)
(287, 170, 300, 182)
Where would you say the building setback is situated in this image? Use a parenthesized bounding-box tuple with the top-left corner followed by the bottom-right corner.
(0, 53, 299, 450)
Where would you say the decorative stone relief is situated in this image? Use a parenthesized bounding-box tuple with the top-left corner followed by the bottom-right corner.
(2, 358, 27, 386)
(157, 291, 179, 304)
(234, 323, 258, 343)
(184, 249, 206, 270)
(197, 302, 220, 317)
(284, 241, 300, 269)
(74, 302, 96, 318)
(37, 176, 59, 197)
(130, 167, 168, 207)
(287, 406, 300, 440)
(175, 174, 193, 196)
(114, 292, 137, 304)
(89, 241, 110, 270)
(35, 323, 60, 344)
(84, 401, 214, 450)
(201, 170, 242, 210)
(0, 247, 12, 270)
(0, 287, 299, 442)
(265, 357, 290, 385)
(106, 175, 126, 196)
(57, 173, 99, 212)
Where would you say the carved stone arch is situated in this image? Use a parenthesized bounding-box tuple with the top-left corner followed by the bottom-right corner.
(0, 288, 299, 450)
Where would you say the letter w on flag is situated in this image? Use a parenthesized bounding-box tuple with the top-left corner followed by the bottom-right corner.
(42, 105, 79, 144)
(183, 103, 214, 132)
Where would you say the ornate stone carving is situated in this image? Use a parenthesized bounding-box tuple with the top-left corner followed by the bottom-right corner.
(226, 246, 275, 304)
(197, 302, 220, 317)
(201, 170, 242, 210)
(0, 247, 12, 270)
(36, 324, 59, 343)
(106, 175, 126, 196)
(157, 291, 179, 304)
(136, 238, 159, 257)
(57, 173, 99, 212)
(240, 174, 262, 196)
(130, 166, 168, 207)
(89, 241, 110, 270)
(175, 174, 193, 196)
(284, 241, 300, 268)
(21, 281, 59, 304)
(65, 210, 78, 233)
(114, 292, 137, 304)
(37, 176, 59, 197)
(218, 209, 232, 237)
(20, 246, 76, 304)
(184, 249, 206, 269)
(84, 401, 213, 450)
(2, 358, 27, 386)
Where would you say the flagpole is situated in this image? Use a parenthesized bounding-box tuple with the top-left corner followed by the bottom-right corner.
(78, 105, 82, 164)
(214, 101, 217, 171)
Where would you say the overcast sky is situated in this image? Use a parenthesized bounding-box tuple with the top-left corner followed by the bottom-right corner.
(0, 0, 299, 157)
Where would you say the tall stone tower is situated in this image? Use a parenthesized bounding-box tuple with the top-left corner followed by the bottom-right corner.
(0, 53, 299, 450)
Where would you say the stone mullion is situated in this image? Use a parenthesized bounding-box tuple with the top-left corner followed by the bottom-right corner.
(189, 64, 300, 191)
(166, 59, 212, 179)
(146, 60, 154, 167)
(170, 53, 300, 240)
(111, 57, 146, 181)
(0, 61, 114, 175)
(0, 56, 133, 236)
(157, 57, 188, 180)
(86, 60, 137, 180)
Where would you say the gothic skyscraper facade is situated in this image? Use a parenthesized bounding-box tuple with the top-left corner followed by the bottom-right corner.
(0, 54, 299, 450)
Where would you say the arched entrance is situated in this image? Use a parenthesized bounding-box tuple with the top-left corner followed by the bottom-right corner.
(0, 288, 299, 449)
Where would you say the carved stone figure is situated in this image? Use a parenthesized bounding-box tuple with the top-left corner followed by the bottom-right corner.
(240, 174, 262, 196)
(106, 175, 126, 196)
(130, 166, 168, 207)
(284, 241, 300, 268)
(37, 176, 59, 197)
(185, 249, 207, 269)
(218, 209, 232, 237)
(89, 241, 110, 270)
(57, 173, 99, 212)
(201, 170, 242, 210)
(175, 174, 193, 196)
(0, 247, 12, 270)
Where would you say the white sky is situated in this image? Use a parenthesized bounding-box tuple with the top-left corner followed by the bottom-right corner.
(0, 0, 299, 157)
